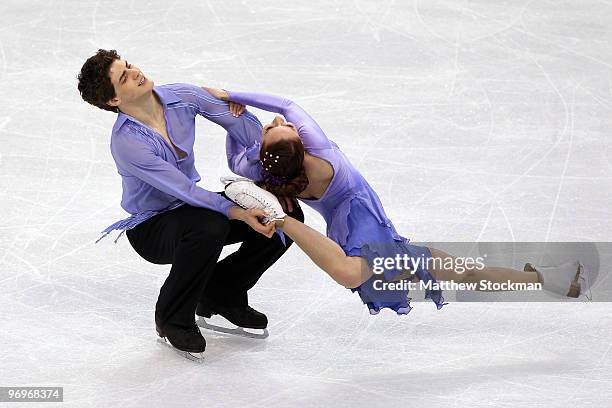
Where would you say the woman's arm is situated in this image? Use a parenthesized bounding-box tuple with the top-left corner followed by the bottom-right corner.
(277, 216, 371, 288)
(204, 87, 333, 151)
(225, 136, 263, 181)
(187, 85, 263, 180)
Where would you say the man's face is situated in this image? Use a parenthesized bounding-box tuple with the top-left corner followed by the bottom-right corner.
(107, 59, 153, 109)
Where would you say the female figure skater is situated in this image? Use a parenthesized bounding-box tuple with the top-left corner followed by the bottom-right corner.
(208, 87, 589, 314)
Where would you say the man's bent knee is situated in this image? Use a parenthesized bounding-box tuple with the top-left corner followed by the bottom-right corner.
(188, 209, 231, 242)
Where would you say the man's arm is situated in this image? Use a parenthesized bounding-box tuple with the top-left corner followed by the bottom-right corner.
(170, 84, 264, 179)
(112, 132, 275, 236)
(112, 131, 235, 216)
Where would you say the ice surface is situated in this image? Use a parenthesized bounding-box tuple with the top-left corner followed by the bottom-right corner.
(0, 0, 611, 406)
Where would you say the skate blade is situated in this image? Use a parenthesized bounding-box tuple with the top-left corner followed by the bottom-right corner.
(220, 176, 251, 186)
(578, 262, 593, 301)
(567, 262, 593, 300)
(157, 337, 205, 363)
(197, 317, 269, 339)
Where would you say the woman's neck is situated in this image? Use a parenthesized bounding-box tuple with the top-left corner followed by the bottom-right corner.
(303, 153, 325, 179)
(299, 153, 334, 199)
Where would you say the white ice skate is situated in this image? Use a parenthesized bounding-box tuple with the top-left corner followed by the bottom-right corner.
(220, 175, 252, 185)
(524, 260, 592, 300)
(223, 177, 286, 224)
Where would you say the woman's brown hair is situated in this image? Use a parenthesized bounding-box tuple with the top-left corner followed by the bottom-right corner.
(259, 137, 309, 197)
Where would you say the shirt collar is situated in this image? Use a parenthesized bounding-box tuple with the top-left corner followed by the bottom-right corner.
(112, 85, 182, 133)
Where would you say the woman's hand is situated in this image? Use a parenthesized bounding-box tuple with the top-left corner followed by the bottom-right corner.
(229, 101, 245, 117)
(202, 86, 229, 101)
(202, 86, 244, 117)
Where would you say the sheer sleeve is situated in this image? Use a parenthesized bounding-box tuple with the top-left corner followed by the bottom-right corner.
(112, 131, 235, 217)
(171, 84, 264, 179)
(226, 90, 333, 151)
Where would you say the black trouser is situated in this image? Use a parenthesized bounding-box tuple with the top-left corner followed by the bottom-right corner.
(126, 197, 304, 329)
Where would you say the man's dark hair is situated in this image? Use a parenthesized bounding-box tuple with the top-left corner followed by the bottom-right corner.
(77, 49, 121, 113)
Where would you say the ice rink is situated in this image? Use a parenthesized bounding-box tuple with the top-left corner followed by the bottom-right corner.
(1, 0, 611, 406)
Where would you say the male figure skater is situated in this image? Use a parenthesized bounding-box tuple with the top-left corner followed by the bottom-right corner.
(77, 49, 303, 361)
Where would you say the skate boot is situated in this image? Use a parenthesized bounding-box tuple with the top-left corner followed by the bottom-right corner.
(223, 178, 286, 224)
(156, 322, 206, 363)
(524, 261, 591, 299)
(196, 302, 269, 339)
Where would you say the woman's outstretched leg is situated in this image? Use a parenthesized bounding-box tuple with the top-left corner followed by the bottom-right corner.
(278, 217, 540, 291)
(427, 247, 540, 290)
(278, 216, 371, 288)
(278, 213, 548, 292)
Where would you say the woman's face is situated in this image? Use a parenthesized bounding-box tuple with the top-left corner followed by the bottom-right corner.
(263, 115, 300, 145)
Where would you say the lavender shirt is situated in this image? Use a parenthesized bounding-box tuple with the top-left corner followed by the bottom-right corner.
(97, 83, 263, 243)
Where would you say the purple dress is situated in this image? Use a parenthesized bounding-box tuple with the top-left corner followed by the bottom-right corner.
(227, 91, 446, 314)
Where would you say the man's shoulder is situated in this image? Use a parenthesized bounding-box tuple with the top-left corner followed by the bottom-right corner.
(111, 111, 145, 138)
(158, 82, 201, 97)
(159, 82, 197, 90)
(111, 113, 131, 137)
(109, 124, 155, 165)
(157, 83, 209, 110)
(110, 116, 151, 155)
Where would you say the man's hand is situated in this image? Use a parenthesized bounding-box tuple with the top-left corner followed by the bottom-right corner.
(242, 208, 275, 238)
(228, 206, 276, 238)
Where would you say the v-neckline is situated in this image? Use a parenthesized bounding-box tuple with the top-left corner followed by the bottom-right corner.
(150, 92, 187, 161)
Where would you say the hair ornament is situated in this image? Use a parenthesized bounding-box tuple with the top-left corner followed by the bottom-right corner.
(261, 168, 287, 186)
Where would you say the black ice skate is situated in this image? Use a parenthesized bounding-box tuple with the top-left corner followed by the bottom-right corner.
(196, 302, 269, 339)
(156, 322, 206, 363)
